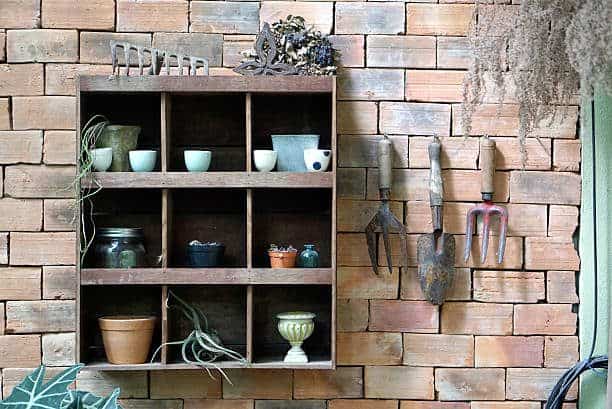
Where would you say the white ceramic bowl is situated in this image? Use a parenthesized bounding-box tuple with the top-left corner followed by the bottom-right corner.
(253, 150, 277, 172)
(129, 150, 157, 172)
(91, 147, 113, 172)
(184, 150, 211, 172)
(303, 149, 331, 172)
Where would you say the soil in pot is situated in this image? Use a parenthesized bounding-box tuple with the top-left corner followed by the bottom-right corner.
(99, 315, 157, 364)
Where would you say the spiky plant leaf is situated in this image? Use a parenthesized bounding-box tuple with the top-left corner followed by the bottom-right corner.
(61, 389, 122, 409)
(0, 365, 82, 409)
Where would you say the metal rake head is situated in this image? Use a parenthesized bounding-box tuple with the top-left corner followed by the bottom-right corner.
(464, 201, 508, 264)
(365, 202, 408, 274)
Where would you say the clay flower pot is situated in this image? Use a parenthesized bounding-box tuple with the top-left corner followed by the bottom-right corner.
(268, 249, 298, 268)
(99, 316, 157, 364)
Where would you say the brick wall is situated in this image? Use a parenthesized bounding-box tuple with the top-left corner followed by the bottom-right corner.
(0, 0, 582, 407)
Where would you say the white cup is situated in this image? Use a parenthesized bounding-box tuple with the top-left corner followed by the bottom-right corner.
(91, 147, 113, 172)
(129, 150, 157, 172)
(253, 150, 277, 172)
(184, 150, 211, 172)
(304, 149, 331, 172)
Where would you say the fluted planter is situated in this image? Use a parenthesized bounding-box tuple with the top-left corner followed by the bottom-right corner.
(276, 311, 315, 363)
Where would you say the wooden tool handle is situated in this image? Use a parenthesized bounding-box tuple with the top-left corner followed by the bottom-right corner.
(428, 137, 443, 207)
(378, 135, 393, 190)
(480, 137, 496, 198)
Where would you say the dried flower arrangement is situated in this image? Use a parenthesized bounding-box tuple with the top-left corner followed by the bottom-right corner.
(237, 15, 337, 76)
(462, 0, 611, 162)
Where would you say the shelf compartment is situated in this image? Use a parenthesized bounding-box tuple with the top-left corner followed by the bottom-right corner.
(169, 94, 246, 171)
(252, 93, 333, 153)
(169, 189, 246, 267)
(81, 268, 334, 285)
(252, 189, 332, 268)
(80, 92, 162, 171)
(80, 285, 162, 365)
(83, 359, 332, 371)
(165, 285, 247, 364)
(81, 189, 162, 268)
(252, 285, 332, 364)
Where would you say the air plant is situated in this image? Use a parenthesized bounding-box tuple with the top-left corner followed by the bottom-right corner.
(151, 290, 246, 382)
(75, 115, 110, 263)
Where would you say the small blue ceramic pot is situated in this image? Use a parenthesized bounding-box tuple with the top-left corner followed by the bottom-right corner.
(298, 244, 320, 268)
(271, 134, 319, 172)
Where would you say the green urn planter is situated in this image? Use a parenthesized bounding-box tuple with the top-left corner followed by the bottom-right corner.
(277, 311, 315, 363)
(95, 125, 141, 172)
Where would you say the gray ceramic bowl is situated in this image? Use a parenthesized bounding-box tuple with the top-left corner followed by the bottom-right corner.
(271, 134, 319, 172)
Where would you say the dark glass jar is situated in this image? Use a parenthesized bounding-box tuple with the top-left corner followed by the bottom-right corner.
(298, 244, 320, 268)
(92, 228, 147, 268)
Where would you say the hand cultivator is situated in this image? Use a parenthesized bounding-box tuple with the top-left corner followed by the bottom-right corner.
(365, 135, 408, 274)
(464, 137, 508, 264)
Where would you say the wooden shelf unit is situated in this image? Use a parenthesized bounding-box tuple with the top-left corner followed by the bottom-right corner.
(76, 75, 337, 371)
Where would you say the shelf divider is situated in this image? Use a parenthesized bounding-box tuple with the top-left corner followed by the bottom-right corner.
(246, 92, 254, 364)
(161, 92, 172, 364)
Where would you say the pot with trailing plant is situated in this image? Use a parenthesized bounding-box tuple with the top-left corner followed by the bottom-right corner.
(268, 244, 298, 268)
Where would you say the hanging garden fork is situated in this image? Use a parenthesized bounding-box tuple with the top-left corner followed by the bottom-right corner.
(464, 137, 508, 264)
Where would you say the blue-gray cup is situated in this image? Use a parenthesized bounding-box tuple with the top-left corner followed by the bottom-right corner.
(271, 134, 319, 172)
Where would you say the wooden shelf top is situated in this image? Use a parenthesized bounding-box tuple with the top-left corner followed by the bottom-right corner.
(83, 358, 333, 371)
(83, 172, 334, 189)
(81, 267, 334, 285)
(79, 75, 335, 94)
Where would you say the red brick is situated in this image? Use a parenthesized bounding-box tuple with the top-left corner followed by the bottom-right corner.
(525, 237, 579, 270)
(511, 171, 581, 205)
(473, 270, 545, 303)
(475, 336, 543, 367)
(338, 266, 398, 299)
(530, 106, 579, 139)
(184, 400, 252, 409)
(222, 35, 255, 68)
(406, 70, 464, 102)
(406, 4, 474, 35)
(443, 169, 510, 202)
(330, 400, 397, 409)
(80, 32, 151, 64)
(547, 271, 579, 303)
(376, 234, 419, 267)
(0, 198, 42, 231)
(0, 0, 40, 29)
(365, 366, 433, 399)
(0, 98, 9, 130)
(340, 135, 408, 168)
(43, 131, 76, 165)
(487, 203, 547, 237)
(4, 165, 75, 198)
(223, 370, 291, 399)
(0, 233, 7, 264)
(435, 368, 505, 400)
(409, 137, 479, 169)
(294, 367, 363, 399)
(367, 36, 436, 68)
(455, 235, 523, 270)
(337, 298, 368, 332)
(45, 64, 112, 96)
(0, 131, 43, 164)
(150, 371, 222, 399)
(260, 2, 331, 34)
(514, 304, 576, 335)
(12, 96, 76, 130)
(405, 201, 471, 234)
(544, 336, 579, 368)
(191, 2, 259, 34)
(329, 35, 364, 67)
(155, 33, 223, 67)
(42, 332, 75, 366)
(437, 36, 470, 69)
(338, 69, 404, 101)
(0, 64, 43, 95)
(42, 0, 114, 30)
(401, 403, 469, 409)
(370, 300, 438, 332)
(0, 32, 5, 62)
(337, 332, 402, 365)
(401, 267, 471, 301)
(117, 0, 188, 32)
(506, 368, 577, 400)
(441, 302, 513, 335)
(77, 371, 147, 398)
(553, 140, 581, 171)
(471, 403, 540, 409)
(337, 102, 378, 134)
(6, 300, 75, 333)
(380, 102, 451, 136)
(336, 3, 405, 35)
(0, 267, 41, 300)
(44, 199, 76, 231)
(548, 205, 579, 238)
(403, 334, 473, 366)
(43, 266, 76, 299)
(337, 199, 403, 233)
(0, 335, 41, 367)
(7, 30, 78, 63)
(10, 232, 76, 265)
(492, 137, 551, 170)
(338, 168, 366, 199)
(337, 233, 371, 266)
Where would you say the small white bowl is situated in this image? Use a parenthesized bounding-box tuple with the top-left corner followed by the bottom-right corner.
(129, 150, 157, 172)
(184, 150, 211, 172)
(253, 150, 277, 172)
(303, 149, 331, 172)
(91, 147, 112, 172)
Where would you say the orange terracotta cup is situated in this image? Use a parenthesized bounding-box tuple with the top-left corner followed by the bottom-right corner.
(268, 250, 298, 268)
(99, 316, 157, 364)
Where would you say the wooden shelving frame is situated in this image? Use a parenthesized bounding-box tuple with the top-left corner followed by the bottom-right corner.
(76, 75, 336, 371)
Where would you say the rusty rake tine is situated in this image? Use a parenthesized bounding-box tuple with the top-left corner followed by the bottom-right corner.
(480, 213, 491, 265)
(381, 219, 393, 274)
(365, 222, 379, 275)
(497, 209, 509, 264)
(464, 209, 476, 262)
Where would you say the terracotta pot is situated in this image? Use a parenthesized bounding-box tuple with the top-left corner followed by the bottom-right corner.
(99, 316, 157, 364)
(268, 250, 298, 268)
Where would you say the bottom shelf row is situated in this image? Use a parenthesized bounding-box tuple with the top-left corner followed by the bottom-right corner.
(80, 285, 332, 370)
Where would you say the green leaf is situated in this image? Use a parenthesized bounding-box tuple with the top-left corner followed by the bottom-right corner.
(61, 389, 122, 409)
(0, 365, 82, 409)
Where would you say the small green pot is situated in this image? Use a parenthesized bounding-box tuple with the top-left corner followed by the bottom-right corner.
(96, 125, 141, 172)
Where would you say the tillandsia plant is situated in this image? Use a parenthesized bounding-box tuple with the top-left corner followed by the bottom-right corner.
(241, 15, 338, 75)
(462, 0, 612, 163)
(0, 365, 122, 409)
(151, 290, 246, 382)
(76, 115, 110, 263)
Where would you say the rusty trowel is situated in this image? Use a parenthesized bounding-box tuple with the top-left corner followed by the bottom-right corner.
(417, 137, 455, 305)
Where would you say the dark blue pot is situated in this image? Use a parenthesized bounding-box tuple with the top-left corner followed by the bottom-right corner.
(187, 243, 225, 267)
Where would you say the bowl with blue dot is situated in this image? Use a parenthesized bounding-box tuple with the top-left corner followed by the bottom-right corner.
(304, 149, 331, 172)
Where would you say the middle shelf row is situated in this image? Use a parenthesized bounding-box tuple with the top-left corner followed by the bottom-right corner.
(82, 188, 334, 269)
